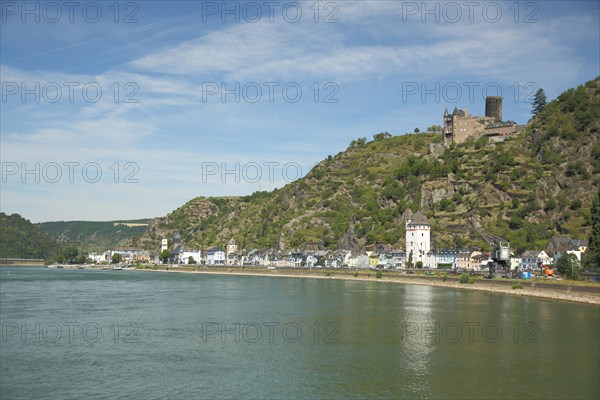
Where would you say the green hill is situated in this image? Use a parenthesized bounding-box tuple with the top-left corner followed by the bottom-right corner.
(37, 219, 151, 252)
(140, 78, 600, 253)
(0, 213, 58, 260)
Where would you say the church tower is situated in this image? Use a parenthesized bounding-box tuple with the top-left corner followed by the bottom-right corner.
(227, 237, 237, 255)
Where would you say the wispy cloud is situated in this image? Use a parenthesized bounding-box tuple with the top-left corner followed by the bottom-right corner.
(1, 1, 598, 221)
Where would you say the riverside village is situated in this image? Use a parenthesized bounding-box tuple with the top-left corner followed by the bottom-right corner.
(72, 97, 590, 280)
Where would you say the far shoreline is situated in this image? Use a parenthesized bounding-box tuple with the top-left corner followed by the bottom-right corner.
(135, 266, 600, 306)
(5, 264, 598, 305)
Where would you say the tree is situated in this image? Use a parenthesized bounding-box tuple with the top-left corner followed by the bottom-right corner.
(188, 256, 196, 265)
(414, 128, 420, 133)
(62, 245, 79, 264)
(555, 253, 580, 279)
(406, 250, 414, 268)
(583, 188, 600, 270)
(373, 132, 392, 141)
(532, 88, 547, 116)
(160, 249, 170, 264)
(415, 261, 423, 269)
(427, 125, 442, 133)
(111, 253, 122, 264)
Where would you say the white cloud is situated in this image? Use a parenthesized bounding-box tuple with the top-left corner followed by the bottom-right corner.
(1, 2, 597, 221)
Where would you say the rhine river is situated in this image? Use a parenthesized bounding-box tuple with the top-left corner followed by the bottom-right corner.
(1, 266, 598, 399)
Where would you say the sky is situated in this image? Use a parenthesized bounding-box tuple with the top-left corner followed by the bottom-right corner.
(1, 0, 599, 223)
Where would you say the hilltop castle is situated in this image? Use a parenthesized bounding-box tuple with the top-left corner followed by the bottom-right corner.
(442, 96, 524, 146)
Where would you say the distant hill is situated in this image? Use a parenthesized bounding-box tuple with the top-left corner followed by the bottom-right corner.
(0, 213, 58, 260)
(139, 78, 599, 254)
(37, 219, 151, 252)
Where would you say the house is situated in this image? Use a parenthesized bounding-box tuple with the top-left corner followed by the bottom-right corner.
(425, 250, 437, 269)
(325, 250, 346, 268)
(290, 250, 304, 267)
(206, 247, 226, 265)
(425, 249, 457, 269)
(226, 251, 240, 266)
(134, 251, 151, 263)
(456, 251, 470, 270)
(305, 252, 317, 267)
(166, 247, 202, 264)
(379, 252, 393, 268)
(109, 247, 143, 262)
(346, 250, 369, 268)
(245, 249, 267, 266)
(519, 250, 551, 270)
(509, 256, 521, 271)
(369, 252, 379, 267)
(406, 211, 431, 267)
(170, 244, 184, 263)
(438, 249, 458, 269)
(570, 239, 588, 253)
(456, 250, 482, 270)
(390, 250, 406, 268)
(88, 252, 110, 263)
(547, 236, 588, 262)
(180, 249, 202, 264)
(547, 236, 571, 260)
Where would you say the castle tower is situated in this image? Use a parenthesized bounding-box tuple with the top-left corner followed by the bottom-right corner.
(405, 211, 431, 267)
(485, 96, 502, 123)
(443, 107, 453, 146)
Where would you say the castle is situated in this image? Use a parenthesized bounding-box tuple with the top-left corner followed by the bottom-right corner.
(442, 96, 524, 146)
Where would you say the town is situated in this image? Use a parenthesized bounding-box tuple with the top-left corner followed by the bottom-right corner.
(85, 213, 588, 277)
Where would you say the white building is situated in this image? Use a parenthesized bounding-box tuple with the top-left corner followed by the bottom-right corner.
(227, 238, 238, 254)
(109, 247, 143, 262)
(519, 250, 551, 270)
(161, 238, 168, 252)
(88, 252, 110, 263)
(406, 211, 431, 266)
(206, 247, 226, 265)
(566, 250, 583, 262)
(180, 250, 202, 264)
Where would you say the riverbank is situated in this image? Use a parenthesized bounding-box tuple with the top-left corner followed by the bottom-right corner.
(138, 266, 600, 305)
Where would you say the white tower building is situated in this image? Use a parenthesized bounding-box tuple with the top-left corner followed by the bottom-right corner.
(405, 211, 431, 267)
(227, 238, 238, 255)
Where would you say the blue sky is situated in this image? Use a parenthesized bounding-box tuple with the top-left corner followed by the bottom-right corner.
(1, 0, 599, 222)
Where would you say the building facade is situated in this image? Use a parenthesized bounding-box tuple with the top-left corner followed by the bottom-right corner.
(206, 247, 226, 265)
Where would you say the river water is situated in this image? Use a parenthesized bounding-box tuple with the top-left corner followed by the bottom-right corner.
(1, 267, 598, 399)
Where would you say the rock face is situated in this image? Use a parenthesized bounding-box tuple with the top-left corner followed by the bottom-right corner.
(421, 184, 454, 208)
(338, 218, 360, 251)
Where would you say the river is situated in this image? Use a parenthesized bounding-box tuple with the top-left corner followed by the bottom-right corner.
(1, 267, 598, 399)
